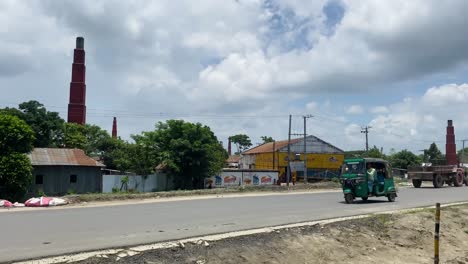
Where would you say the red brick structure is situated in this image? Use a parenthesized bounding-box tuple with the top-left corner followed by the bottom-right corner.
(446, 120, 458, 165)
(67, 37, 86, 125)
(112, 117, 117, 138)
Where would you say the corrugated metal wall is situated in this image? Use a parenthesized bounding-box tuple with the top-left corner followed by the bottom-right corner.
(29, 166, 102, 196)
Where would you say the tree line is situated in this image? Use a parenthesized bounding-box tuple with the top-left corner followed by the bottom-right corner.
(344, 142, 451, 170)
(0, 101, 228, 200)
(3, 100, 455, 200)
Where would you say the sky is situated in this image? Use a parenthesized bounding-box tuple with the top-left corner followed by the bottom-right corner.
(2, 0, 468, 154)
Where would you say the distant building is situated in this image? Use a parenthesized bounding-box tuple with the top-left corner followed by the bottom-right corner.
(240, 135, 344, 180)
(27, 148, 104, 196)
(225, 155, 241, 168)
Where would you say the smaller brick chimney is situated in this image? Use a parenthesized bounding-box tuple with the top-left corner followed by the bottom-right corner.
(446, 120, 458, 165)
(228, 137, 232, 156)
(112, 117, 117, 139)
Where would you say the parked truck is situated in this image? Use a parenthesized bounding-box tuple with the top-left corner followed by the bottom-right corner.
(408, 120, 468, 188)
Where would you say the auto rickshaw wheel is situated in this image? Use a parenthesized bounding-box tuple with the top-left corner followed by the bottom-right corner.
(361, 197, 368, 201)
(433, 174, 444, 188)
(345, 193, 354, 204)
(387, 193, 396, 202)
(412, 179, 422, 188)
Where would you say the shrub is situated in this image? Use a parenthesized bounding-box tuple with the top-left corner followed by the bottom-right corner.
(0, 153, 33, 201)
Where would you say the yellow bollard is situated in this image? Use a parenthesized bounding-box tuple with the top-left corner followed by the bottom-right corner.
(434, 203, 440, 264)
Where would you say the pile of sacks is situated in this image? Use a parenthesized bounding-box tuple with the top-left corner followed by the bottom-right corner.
(0, 197, 68, 208)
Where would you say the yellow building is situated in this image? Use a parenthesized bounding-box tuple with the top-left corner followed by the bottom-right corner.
(241, 135, 344, 180)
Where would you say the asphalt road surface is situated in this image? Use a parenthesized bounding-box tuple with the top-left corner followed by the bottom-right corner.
(2, 186, 468, 262)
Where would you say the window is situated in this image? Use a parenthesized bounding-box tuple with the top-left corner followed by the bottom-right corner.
(35, 175, 43, 185)
(70, 174, 77, 183)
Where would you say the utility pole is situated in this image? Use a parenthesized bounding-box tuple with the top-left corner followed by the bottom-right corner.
(287, 115, 292, 187)
(272, 140, 276, 170)
(303, 115, 313, 184)
(361, 126, 372, 152)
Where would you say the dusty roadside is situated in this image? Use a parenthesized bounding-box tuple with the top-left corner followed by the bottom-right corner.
(63, 181, 342, 204)
(55, 204, 468, 264)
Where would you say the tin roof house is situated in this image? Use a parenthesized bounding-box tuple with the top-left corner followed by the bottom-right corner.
(28, 148, 104, 196)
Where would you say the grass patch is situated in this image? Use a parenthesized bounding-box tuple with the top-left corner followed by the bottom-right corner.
(375, 214, 392, 226)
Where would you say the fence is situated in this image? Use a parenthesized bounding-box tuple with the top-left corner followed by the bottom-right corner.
(204, 170, 279, 188)
(102, 173, 173, 193)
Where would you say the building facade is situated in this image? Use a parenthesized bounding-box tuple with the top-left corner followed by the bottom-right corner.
(241, 135, 344, 179)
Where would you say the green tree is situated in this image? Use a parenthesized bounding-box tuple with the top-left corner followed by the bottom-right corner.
(389, 149, 422, 169)
(62, 123, 111, 156)
(0, 154, 33, 201)
(457, 148, 468, 163)
(0, 114, 35, 155)
(122, 136, 157, 177)
(229, 134, 252, 154)
(62, 123, 87, 150)
(0, 107, 24, 118)
(16, 101, 65, 147)
(0, 114, 34, 201)
(96, 137, 130, 170)
(139, 120, 227, 189)
(423, 143, 444, 164)
(366, 146, 386, 159)
(1, 101, 65, 147)
(260, 136, 274, 144)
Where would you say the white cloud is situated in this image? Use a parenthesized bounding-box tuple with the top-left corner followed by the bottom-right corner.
(371, 106, 389, 114)
(365, 83, 468, 152)
(422, 83, 468, 106)
(346, 105, 364, 114)
(306, 101, 318, 111)
(2, 1, 468, 153)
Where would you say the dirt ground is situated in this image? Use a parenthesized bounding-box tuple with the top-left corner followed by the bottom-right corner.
(65, 204, 468, 264)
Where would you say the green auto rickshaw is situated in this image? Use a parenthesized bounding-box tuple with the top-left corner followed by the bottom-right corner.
(340, 158, 397, 204)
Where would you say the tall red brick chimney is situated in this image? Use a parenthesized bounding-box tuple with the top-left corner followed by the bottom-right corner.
(446, 120, 458, 165)
(67, 37, 86, 125)
(112, 117, 117, 139)
(228, 137, 232, 156)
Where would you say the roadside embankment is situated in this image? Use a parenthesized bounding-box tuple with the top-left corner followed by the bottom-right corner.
(49, 203, 468, 264)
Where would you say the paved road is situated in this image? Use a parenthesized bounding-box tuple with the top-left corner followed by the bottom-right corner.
(2, 187, 468, 262)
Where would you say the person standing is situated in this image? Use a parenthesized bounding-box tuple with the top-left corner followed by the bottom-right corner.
(367, 163, 376, 194)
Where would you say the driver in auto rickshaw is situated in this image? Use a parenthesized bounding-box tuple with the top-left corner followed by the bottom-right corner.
(367, 163, 376, 194)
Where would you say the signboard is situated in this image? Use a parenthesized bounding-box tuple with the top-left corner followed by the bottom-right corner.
(290, 161, 305, 172)
(222, 173, 241, 186)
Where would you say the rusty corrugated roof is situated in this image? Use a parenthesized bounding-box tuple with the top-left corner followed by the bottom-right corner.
(226, 155, 241, 163)
(28, 148, 105, 167)
(243, 138, 302, 155)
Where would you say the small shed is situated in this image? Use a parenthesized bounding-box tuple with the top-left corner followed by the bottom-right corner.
(28, 148, 104, 196)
